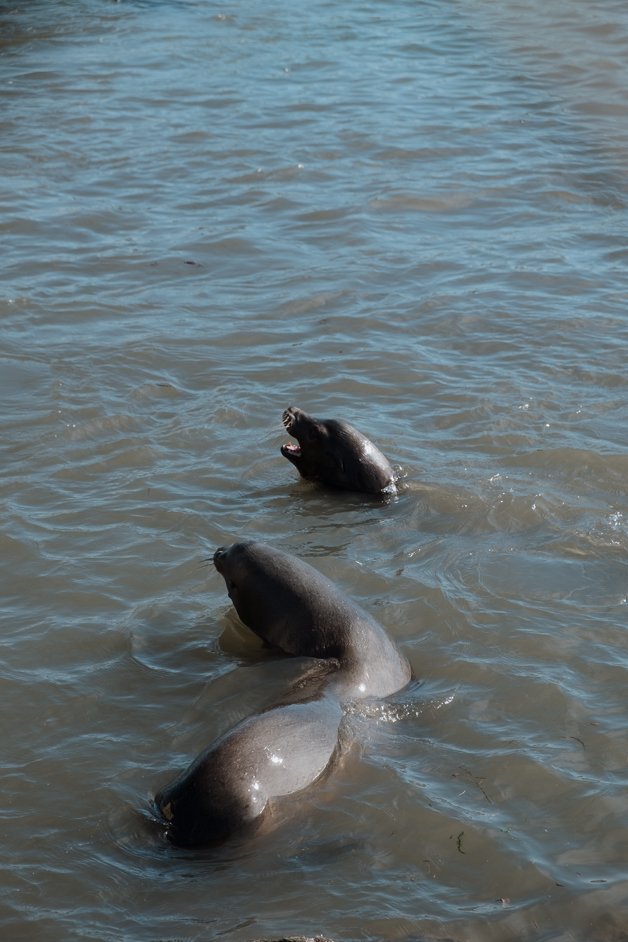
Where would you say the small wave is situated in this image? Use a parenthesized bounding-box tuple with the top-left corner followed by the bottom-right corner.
(346, 687, 455, 724)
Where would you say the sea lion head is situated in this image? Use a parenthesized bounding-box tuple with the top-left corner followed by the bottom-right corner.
(213, 541, 345, 659)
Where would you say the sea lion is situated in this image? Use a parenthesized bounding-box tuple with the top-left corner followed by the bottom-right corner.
(155, 542, 410, 846)
(155, 692, 343, 847)
(213, 541, 411, 701)
(280, 406, 396, 495)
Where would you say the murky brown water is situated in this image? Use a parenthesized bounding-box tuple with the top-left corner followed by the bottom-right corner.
(2, 1, 628, 940)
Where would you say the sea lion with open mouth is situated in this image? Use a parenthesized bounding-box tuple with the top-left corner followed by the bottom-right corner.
(281, 406, 396, 495)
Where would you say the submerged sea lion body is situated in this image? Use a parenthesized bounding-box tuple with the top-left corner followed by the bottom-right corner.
(156, 542, 410, 846)
(155, 693, 343, 847)
(281, 407, 396, 495)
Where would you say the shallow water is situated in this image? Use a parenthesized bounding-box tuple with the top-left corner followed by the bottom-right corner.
(2, 1, 628, 940)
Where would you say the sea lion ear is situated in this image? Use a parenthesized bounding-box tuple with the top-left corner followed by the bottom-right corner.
(334, 455, 345, 473)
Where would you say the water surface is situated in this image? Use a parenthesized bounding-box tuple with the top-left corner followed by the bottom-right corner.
(2, 1, 628, 940)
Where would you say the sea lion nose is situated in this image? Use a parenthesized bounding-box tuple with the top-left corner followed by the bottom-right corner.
(282, 406, 303, 433)
(213, 546, 227, 570)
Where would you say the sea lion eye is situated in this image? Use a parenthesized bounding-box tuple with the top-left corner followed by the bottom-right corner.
(307, 428, 320, 442)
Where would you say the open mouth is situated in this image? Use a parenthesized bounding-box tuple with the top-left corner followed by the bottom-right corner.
(281, 441, 302, 458)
